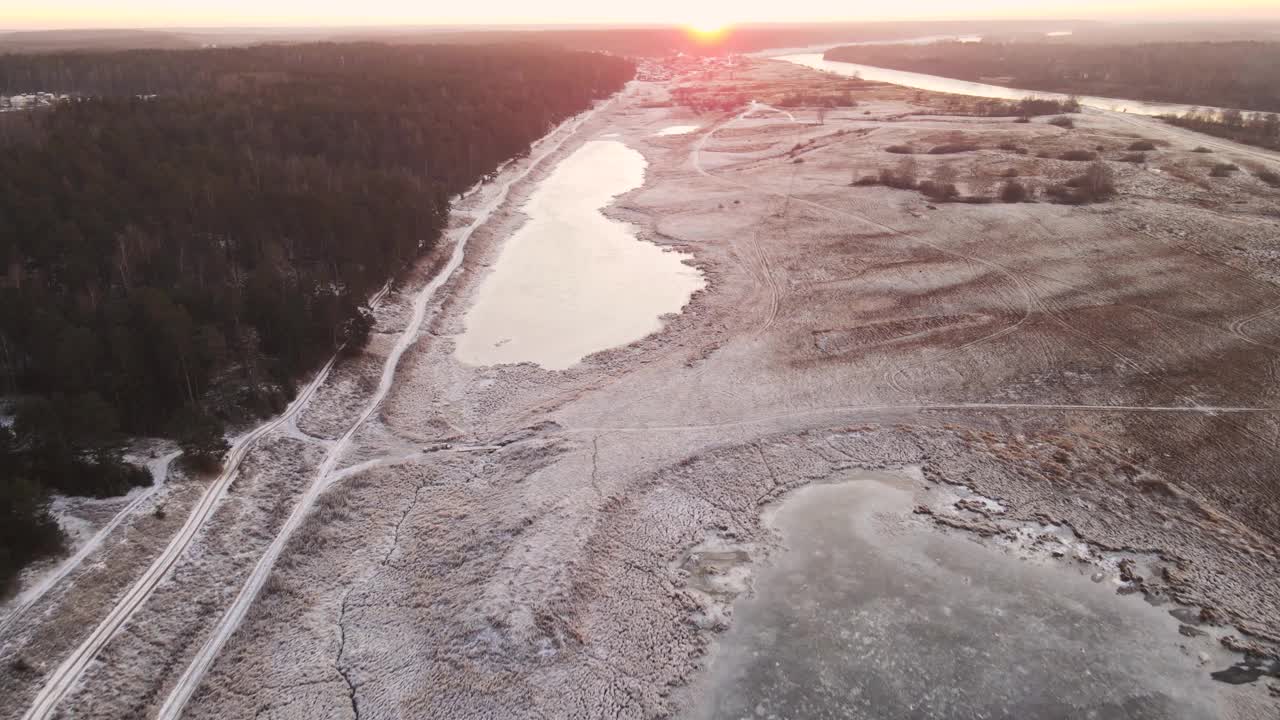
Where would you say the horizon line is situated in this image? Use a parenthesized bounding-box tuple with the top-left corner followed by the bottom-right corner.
(4, 15, 1280, 34)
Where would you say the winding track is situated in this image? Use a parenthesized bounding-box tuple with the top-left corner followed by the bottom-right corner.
(691, 102, 789, 336)
(564, 401, 1268, 435)
(19, 282, 390, 720)
(0, 451, 180, 641)
(154, 93, 620, 720)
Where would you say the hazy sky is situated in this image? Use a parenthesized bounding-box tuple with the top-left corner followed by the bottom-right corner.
(4, 0, 1279, 30)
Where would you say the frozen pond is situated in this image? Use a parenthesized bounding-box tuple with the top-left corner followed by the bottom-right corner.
(455, 139, 704, 370)
(776, 53, 1240, 117)
(686, 469, 1253, 720)
(655, 125, 700, 136)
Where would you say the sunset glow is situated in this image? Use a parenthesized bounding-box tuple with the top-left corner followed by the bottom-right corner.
(686, 20, 729, 42)
(687, 20, 728, 36)
(3, 1, 1279, 29)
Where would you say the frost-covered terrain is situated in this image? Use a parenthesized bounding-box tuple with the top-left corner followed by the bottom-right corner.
(5, 59, 1280, 720)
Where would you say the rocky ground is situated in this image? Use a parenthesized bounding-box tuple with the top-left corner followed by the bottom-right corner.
(5, 58, 1280, 718)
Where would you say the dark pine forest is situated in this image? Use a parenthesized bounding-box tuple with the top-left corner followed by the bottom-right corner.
(0, 42, 633, 591)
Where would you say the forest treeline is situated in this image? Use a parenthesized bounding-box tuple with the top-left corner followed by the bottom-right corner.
(0, 42, 633, 592)
(824, 41, 1280, 113)
(1164, 109, 1280, 152)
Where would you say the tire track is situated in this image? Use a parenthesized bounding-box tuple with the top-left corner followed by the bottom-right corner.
(692, 102, 793, 336)
(691, 103, 1280, 415)
(0, 450, 181, 642)
(20, 281, 391, 720)
(1230, 303, 1280, 348)
(692, 103, 1037, 399)
(563, 401, 1268, 435)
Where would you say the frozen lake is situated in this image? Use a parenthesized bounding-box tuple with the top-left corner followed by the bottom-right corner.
(686, 469, 1249, 719)
(455, 139, 704, 370)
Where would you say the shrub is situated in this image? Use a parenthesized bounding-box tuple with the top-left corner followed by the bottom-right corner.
(1000, 180, 1030, 203)
(1059, 150, 1098, 161)
(919, 180, 959, 201)
(1128, 140, 1157, 151)
(1119, 152, 1146, 163)
(1014, 116, 1031, 124)
(0, 475, 65, 594)
(885, 144, 915, 154)
(177, 409, 229, 473)
(1210, 162, 1239, 177)
(1049, 116, 1075, 129)
(853, 175, 880, 186)
(1048, 161, 1116, 204)
(879, 168, 903, 188)
(1015, 97, 1080, 116)
(1080, 162, 1117, 198)
(339, 307, 374, 357)
(997, 141, 1024, 152)
(879, 156, 919, 189)
(1258, 169, 1280, 187)
(929, 143, 980, 154)
(1002, 168, 1019, 177)
(1193, 146, 1213, 153)
(879, 168, 917, 189)
(1044, 184, 1074, 202)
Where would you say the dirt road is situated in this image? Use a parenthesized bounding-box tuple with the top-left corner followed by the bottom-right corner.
(17, 284, 391, 720)
(154, 94, 622, 720)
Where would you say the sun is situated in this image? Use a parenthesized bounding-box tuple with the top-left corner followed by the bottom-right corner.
(685, 19, 728, 40)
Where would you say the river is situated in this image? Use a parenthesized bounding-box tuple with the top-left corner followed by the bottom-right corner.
(774, 53, 1238, 118)
(756, 32, 1244, 118)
